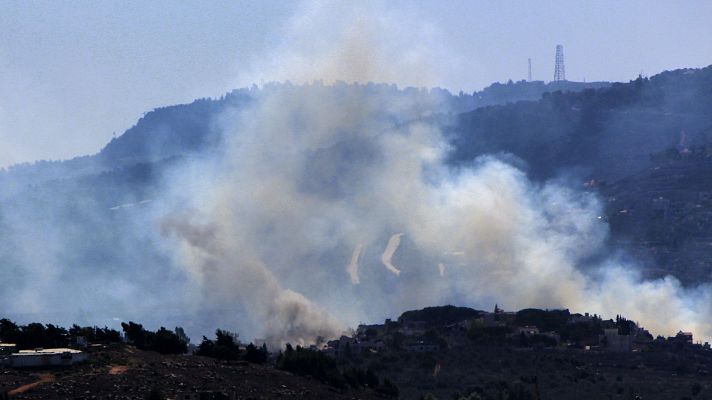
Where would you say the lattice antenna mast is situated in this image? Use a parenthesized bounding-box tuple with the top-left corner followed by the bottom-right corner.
(528, 58, 532, 81)
(554, 44, 565, 81)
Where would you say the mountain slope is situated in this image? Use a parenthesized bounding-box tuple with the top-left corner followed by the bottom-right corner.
(448, 66, 712, 181)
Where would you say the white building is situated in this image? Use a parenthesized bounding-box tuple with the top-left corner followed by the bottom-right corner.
(6, 348, 88, 368)
(0, 343, 17, 355)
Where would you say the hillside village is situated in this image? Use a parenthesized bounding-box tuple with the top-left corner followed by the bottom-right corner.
(2, 306, 712, 399)
(1, 68, 712, 399)
(318, 305, 705, 358)
(313, 306, 712, 399)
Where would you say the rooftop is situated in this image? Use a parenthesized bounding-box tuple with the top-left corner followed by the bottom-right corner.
(13, 348, 83, 356)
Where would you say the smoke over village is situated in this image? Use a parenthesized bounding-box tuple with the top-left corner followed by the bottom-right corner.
(1, 2, 712, 398)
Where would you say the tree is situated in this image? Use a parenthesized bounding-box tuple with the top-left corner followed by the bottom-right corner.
(195, 330, 240, 360)
(121, 322, 148, 348)
(95, 327, 122, 343)
(120, 322, 186, 354)
(196, 336, 215, 357)
(215, 329, 238, 346)
(244, 343, 268, 364)
(44, 324, 69, 348)
(0, 319, 20, 343)
(276, 345, 340, 384)
(18, 323, 68, 349)
(152, 327, 187, 355)
(174, 327, 190, 345)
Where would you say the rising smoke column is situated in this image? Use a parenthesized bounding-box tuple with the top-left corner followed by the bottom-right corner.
(159, 2, 712, 344)
(0, 2, 710, 347)
(161, 211, 344, 347)
(162, 80, 712, 344)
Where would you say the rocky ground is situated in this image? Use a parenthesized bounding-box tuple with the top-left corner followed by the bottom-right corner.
(0, 345, 381, 399)
(4, 341, 712, 399)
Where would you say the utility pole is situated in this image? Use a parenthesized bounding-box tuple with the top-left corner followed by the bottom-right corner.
(528, 58, 532, 82)
(554, 45, 565, 81)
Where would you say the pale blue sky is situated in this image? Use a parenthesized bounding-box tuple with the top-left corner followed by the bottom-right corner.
(1, 0, 711, 166)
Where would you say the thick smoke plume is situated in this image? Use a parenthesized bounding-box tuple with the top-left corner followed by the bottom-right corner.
(160, 76, 712, 344)
(157, 3, 712, 345)
(1, 2, 711, 347)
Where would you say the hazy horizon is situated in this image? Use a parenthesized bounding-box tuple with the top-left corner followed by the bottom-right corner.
(2, 1, 712, 167)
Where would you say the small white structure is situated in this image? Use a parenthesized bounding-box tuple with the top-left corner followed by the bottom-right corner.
(7, 348, 88, 368)
(0, 343, 17, 355)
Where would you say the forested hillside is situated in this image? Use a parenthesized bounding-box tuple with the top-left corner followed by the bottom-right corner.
(0, 67, 710, 329)
(448, 66, 712, 181)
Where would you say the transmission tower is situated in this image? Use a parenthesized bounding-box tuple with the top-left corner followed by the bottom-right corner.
(554, 44, 565, 81)
(528, 58, 532, 81)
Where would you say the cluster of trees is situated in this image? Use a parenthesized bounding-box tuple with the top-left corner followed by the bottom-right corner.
(398, 305, 482, 327)
(0, 318, 191, 355)
(450, 67, 712, 181)
(276, 344, 398, 397)
(0, 318, 122, 349)
(465, 308, 649, 348)
(196, 329, 240, 360)
(515, 309, 571, 332)
(467, 325, 511, 345)
(558, 321, 603, 346)
(120, 322, 188, 355)
(195, 329, 267, 364)
(69, 325, 122, 343)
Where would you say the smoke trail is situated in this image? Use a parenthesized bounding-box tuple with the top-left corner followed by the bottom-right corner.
(346, 244, 363, 284)
(381, 234, 403, 276)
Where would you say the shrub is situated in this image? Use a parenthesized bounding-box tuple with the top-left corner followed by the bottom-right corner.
(244, 343, 268, 364)
(120, 322, 187, 354)
(195, 330, 241, 360)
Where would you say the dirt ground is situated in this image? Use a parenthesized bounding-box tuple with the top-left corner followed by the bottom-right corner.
(0, 345, 381, 400)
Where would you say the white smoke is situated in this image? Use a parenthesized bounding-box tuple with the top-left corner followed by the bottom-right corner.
(156, 1, 712, 341)
(160, 215, 344, 347)
(381, 234, 403, 276)
(2, 2, 710, 347)
(156, 2, 712, 345)
(346, 244, 363, 284)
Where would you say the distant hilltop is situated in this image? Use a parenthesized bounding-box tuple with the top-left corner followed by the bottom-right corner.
(322, 304, 702, 358)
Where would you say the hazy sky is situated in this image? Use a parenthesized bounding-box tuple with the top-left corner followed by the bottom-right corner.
(1, 0, 711, 167)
